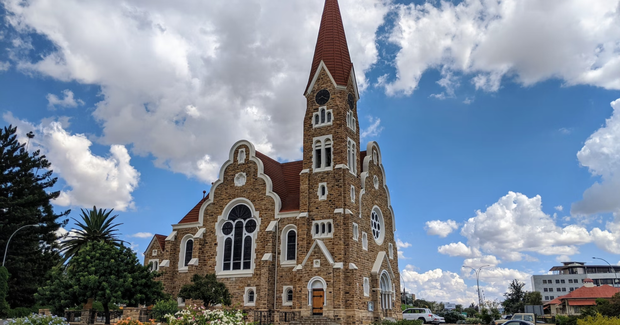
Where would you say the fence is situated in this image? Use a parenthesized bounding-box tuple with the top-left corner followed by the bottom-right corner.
(253, 310, 274, 325)
(278, 311, 300, 322)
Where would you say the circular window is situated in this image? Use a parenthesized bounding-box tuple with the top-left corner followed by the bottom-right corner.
(245, 219, 257, 233)
(371, 209, 385, 244)
(222, 221, 233, 235)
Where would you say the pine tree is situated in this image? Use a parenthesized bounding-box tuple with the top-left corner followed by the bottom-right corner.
(0, 125, 69, 308)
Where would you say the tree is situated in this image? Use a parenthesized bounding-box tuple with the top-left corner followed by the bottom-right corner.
(60, 206, 124, 260)
(596, 293, 620, 317)
(0, 267, 9, 316)
(455, 304, 463, 312)
(0, 125, 69, 308)
(37, 241, 164, 324)
(524, 291, 542, 306)
(178, 274, 232, 307)
(502, 279, 526, 314)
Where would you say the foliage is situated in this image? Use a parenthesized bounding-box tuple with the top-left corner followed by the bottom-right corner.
(464, 306, 478, 318)
(556, 315, 580, 325)
(0, 125, 69, 308)
(479, 308, 494, 324)
(577, 314, 620, 325)
(0, 266, 10, 316)
(438, 310, 466, 323)
(6, 314, 69, 325)
(152, 299, 178, 322)
(179, 274, 231, 307)
(456, 304, 464, 312)
(36, 241, 164, 324)
(7, 307, 39, 318)
(164, 305, 249, 325)
(465, 317, 483, 324)
(502, 280, 526, 314)
(524, 291, 543, 306)
(116, 318, 155, 325)
(60, 206, 124, 260)
(373, 320, 423, 325)
(598, 293, 620, 317)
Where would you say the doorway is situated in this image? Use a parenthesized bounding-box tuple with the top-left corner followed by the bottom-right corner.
(312, 289, 324, 315)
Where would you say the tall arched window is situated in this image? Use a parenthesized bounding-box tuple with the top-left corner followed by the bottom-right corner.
(184, 239, 193, 267)
(221, 204, 256, 271)
(314, 140, 322, 169)
(380, 272, 392, 310)
(286, 230, 296, 261)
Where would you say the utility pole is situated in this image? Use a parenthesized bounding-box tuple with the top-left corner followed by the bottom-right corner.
(593, 257, 619, 290)
(463, 265, 491, 311)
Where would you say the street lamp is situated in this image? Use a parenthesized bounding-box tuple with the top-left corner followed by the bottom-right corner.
(463, 265, 491, 311)
(2, 224, 40, 267)
(592, 257, 619, 289)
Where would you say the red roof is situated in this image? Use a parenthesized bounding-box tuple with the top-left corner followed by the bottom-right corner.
(561, 285, 618, 299)
(178, 196, 208, 224)
(568, 299, 597, 306)
(545, 297, 562, 306)
(305, 0, 353, 93)
(155, 234, 166, 251)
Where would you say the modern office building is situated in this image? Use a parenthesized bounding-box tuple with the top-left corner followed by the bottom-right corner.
(532, 262, 620, 302)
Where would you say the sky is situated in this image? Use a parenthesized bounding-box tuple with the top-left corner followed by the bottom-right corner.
(1, 0, 620, 306)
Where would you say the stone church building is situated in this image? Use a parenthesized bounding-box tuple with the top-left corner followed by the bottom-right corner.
(144, 0, 401, 323)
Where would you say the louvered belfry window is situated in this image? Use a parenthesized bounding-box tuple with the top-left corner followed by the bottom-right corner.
(221, 204, 256, 271)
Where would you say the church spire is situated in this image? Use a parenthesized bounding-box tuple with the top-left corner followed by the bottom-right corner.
(305, 0, 353, 94)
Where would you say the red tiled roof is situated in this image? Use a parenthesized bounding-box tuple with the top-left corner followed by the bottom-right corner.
(155, 234, 166, 251)
(305, 0, 353, 94)
(178, 195, 208, 224)
(560, 285, 618, 299)
(545, 297, 562, 306)
(568, 299, 597, 306)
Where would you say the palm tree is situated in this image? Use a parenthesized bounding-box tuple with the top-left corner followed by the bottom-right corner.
(60, 206, 125, 260)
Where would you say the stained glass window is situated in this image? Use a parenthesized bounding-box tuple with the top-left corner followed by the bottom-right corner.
(184, 239, 193, 266)
(286, 230, 296, 261)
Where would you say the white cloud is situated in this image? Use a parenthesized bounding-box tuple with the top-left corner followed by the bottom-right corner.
(397, 239, 412, 249)
(3, 0, 390, 182)
(425, 219, 459, 237)
(130, 232, 154, 238)
(555, 205, 564, 211)
(438, 241, 480, 258)
(458, 191, 592, 261)
(0, 61, 10, 71)
(556, 255, 571, 263)
(385, 0, 620, 96)
(360, 116, 384, 140)
(4, 113, 140, 211)
(46, 89, 84, 109)
(463, 255, 501, 268)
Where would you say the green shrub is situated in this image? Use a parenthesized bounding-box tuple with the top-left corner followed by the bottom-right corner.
(438, 310, 466, 323)
(7, 307, 38, 318)
(466, 317, 484, 324)
(5, 314, 68, 325)
(577, 314, 620, 325)
(557, 315, 580, 325)
(152, 299, 178, 322)
(0, 266, 9, 317)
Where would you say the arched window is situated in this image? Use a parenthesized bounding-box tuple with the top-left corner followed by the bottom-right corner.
(312, 136, 332, 171)
(287, 288, 293, 302)
(314, 115, 319, 125)
(286, 230, 296, 261)
(327, 111, 332, 123)
(248, 289, 255, 303)
(380, 272, 393, 310)
(184, 239, 193, 267)
(320, 108, 325, 123)
(347, 138, 356, 174)
(221, 204, 256, 271)
(324, 139, 332, 167)
(314, 140, 322, 169)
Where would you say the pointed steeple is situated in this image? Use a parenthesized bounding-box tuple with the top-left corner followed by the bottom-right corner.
(305, 0, 353, 94)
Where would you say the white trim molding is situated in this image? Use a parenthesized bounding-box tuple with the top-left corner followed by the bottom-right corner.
(244, 287, 256, 307)
(307, 276, 328, 306)
(282, 286, 294, 306)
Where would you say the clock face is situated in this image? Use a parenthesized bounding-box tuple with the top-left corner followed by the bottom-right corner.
(315, 89, 330, 105)
(348, 93, 355, 110)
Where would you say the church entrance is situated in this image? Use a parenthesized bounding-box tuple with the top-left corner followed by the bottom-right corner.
(312, 289, 324, 315)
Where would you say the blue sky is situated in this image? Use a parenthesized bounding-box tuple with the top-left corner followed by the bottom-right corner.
(1, 0, 620, 305)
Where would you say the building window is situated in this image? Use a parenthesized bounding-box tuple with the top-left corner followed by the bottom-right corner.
(312, 220, 334, 239)
(555, 279, 560, 284)
(221, 204, 257, 271)
(363, 277, 370, 297)
(561, 279, 565, 283)
(568, 279, 572, 283)
(371, 207, 385, 245)
(353, 223, 359, 241)
(313, 136, 333, 172)
(562, 287, 566, 291)
(282, 286, 294, 306)
(389, 243, 394, 259)
(544, 288, 548, 292)
(286, 230, 296, 261)
(570, 287, 574, 292)
(346, 111, 356, 132)
(287, 289, 293, 302)
(313, 107, 333, 128)
(362, 232, 368, 250)
(550, 296, 554, 299)
(556, 288, 561, 292)
(179, 235, 194, 271)
(152, 249, 157, 256)
(351, 185, 355, 203)
(347, 138, 357, 174)
(380, 272, 393, 310)
(244, 287, 256, 307)
(318, 183, 328, 200)
(149, 259, 159, 272)
(545, 296, 549, 301)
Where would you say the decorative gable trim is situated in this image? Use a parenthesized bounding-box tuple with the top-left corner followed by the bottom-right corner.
(360, 141, 396, 232)
(165, 231, 177, 241)
(305, 61, 347, 96)
(299, 239, 335, 269)
(194, 228, 206, 239)
(371, 251, 395, 280)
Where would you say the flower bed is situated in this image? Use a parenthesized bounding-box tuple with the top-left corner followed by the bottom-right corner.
(6, 314, 69, 325)
(165, 304, 249, 325)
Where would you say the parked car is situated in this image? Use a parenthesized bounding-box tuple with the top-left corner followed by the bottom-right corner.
(502, 321, 535, 325)
(492, 314, 513, 325)
(511, 313, 535, 323)
(403, 308, 444, 324)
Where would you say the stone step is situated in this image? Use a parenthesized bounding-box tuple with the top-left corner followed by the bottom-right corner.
(289, 315, 340, 325)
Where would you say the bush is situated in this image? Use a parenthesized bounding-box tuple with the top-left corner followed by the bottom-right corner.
(373, 320, 423, 325)
(577, 314, 620, 325)
(165, 305, 248, 325)
(0, 267, 9, 317)
(466, 317, 484, 324)
(438, 311, 466, 323)
(5, 314, 68, 325)
(556, 315, 580, 325)
(7, 307, 38, 318)
(152, 299, 178, 322)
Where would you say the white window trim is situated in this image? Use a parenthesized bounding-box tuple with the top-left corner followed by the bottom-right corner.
(352, 223, 359, 241)
(312, 220, 334, 239)
(313, 106, 333, 128)
(237, 148, 246, 164)
(317, 183, 328, 201)
(280, 225, 297, 267)
(282, 286, 294, 306)
(362, 232, 368, 251)
(307, 276, 327, 306)
(346, 111, 356, 133)
(389, 243, 394, 259)
(373, 175, 379, 189)
(178, 234, 194, 272)
(363, 277, 370, 297)
(347, 137, 357, 175)
(350, 185, 355, 203)
(152, 249, 157, 256)
(371, 206, 385, 245)
(148, 259, 159, 272)
(312, 135, 333, 173)
(177, 297, 185, 307)
(244, 287, 256, 307)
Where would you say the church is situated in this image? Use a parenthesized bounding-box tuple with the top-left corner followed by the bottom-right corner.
(143, 0, 401, 323)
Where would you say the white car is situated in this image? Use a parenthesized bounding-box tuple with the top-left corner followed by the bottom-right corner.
(403, 308, 445, 324)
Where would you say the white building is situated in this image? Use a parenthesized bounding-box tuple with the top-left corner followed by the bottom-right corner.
(531, 261, 620, 303)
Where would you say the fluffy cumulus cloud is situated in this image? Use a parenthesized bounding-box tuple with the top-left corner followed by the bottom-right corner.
(4, 113, 140, 211)
(425, 219, 459, 237)
(385, 0, 620, 95)
(438, 242, 480, 258)
(46, 89, 84, 109)
(130, 232, 154, 238)
(3, 0, 390, 182)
